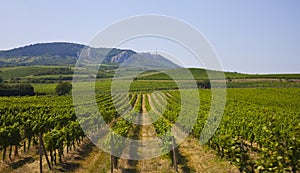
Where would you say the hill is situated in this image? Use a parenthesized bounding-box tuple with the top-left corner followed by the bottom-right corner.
(0, 42, 85, 58)
(0, 42, 179, 68)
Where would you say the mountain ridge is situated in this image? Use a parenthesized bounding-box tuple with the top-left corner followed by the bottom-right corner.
(0, 42, 180, 69)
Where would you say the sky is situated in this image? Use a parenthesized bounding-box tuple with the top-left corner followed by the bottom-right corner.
(0, 0, 299, 74)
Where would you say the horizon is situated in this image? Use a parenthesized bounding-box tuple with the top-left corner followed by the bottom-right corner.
(0, 41, 299, 75)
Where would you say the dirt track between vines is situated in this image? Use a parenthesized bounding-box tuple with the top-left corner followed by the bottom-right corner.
(115, 94, 174, 173)
(0, 93, 239, 173)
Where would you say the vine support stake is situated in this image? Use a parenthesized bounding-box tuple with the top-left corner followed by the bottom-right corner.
(39, 132, 43, 173)
(171, 136, 178, 172)
(110, 133, 114, 173)
(41, 137, 52, 170)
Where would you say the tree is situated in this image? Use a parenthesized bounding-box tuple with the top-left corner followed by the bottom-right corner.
(0, 76, 3, 84)
(19, 84, 35, 96)
(55, 82, 72, 96)
(0, 83, 34, 96)
(197, 80, 211, 89)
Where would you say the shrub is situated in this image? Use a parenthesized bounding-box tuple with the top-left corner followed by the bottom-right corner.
(0, 83, 35, 96)
(55, 82, 72, 95)
(19, 83, 35, 95)
(197, 80, 211, 89)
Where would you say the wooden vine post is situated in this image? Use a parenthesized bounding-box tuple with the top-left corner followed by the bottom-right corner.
(39, 133, 43, 173)
(39, 132, 52, 173)
(41, 137, 52, 170)
(110, 133, 114, 173)
(171, 136, 178, 172)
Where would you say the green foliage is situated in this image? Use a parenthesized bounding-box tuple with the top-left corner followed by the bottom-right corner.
(96, 71, 114, 78)
(0, 83, 35, 96)
(193, 88, 300, 172)
(55, 82, 72, 95)
(0, 95, 84, 164)
(0, 66, 73, 81)
(19, 83, 35, 96)
(226, 80, 300, 88)
(197, 80, 211, 89)
(0, 76, 3, 83)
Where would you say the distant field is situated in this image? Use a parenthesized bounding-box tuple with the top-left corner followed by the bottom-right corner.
(0, 65, 115, 82)
(136, 68, 300, 80)
(1, 66, 300, 82)
(33, 79, 178, 95)
(0, 66, 73, 80)
(30, 79, 300, 96)
(32, 83, 57, 95)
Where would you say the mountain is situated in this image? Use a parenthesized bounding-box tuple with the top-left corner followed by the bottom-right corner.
(118, 53, 180, 69)
(0, 42, 85, 58)
(0, 42, 180, 69)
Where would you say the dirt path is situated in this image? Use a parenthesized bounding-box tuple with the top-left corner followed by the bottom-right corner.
(68, 139, 110, 173)
(115, 94, 174, 173)
(116, 94, 140, 173)
(136, 94, 174, 173)
(177, 137, 239, 173)
(115, 131, 139, 172)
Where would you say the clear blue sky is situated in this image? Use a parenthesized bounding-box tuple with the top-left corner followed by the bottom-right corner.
(0, 0, 299, 74)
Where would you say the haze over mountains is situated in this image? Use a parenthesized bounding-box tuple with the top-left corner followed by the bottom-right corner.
(0, 42, 180, 69)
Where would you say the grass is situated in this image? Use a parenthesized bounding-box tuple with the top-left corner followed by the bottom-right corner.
(177, 137, 239, 173)
(32, 83, 57, 95)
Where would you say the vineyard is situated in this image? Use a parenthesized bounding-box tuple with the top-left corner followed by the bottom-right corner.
(0, 88, 299, 172)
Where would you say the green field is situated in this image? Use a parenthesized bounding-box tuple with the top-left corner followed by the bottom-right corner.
(0, 88, 299, 172)
(1, 66, 300, 82)
(30, 79, 300, 96)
